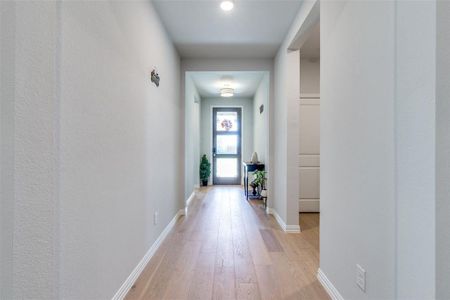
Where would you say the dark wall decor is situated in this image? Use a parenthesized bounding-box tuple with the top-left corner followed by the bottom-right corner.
(151, 69, 160, 87)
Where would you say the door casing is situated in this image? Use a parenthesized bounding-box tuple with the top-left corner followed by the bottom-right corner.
(212, 107, 242, 185)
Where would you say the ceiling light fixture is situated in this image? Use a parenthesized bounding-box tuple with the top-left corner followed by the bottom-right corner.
(220, 0, 234, 11)
(220, 87, 234, 97)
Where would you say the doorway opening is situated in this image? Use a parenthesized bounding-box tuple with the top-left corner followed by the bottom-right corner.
(184, 70, 270, 202)
(298, 21, 320, 214)
(290, 3, 320, 245)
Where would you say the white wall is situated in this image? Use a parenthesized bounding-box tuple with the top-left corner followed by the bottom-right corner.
(395, 1, 436, 298)
(59, 1, 181, 298)
(200, 97, 253, 185)
(1, 1, 182, 298)
(0, 1, 15, 298)
(0, 2, 61, 298)
(437, 1, 450, 299)
(181, 58, 274, 74)
(273, 1, 318, 227)
(321, 3, 396, 298)
(321, 1, 436, 299)
(184, 74, 201, 199)
(300, 58, 320, 94)
(253, 73, 270, 164)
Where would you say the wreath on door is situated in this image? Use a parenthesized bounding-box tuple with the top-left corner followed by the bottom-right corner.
(221, 119, 233, 131)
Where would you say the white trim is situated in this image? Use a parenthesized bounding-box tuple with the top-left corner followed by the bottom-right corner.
(299, 154, 320, 167)
(186, 191, 196, 207)
(268, 207, 285, 229)
(300, 93, 320, 99)
(112, 210, 183, 300)
(285, 224, 301, 233)
(299, 99, 320, 105)
(268, 208, 301, 233)
(183, 191, 196, 215)
(317, 268, 344, 300)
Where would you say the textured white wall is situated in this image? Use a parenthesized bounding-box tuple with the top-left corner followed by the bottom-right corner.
(59, 1, 181, 298)
(321, 1, 436, 299)
(300, 58, 320, 95)
(0, 1, 15, 298)
(1, 1, 182, 298)
(437, 1, 450, 298)
(184, 74, 201, 198)
(253, 73, 270, 164)
(1, 2, 61, 298)
(200, 98, 254, 185)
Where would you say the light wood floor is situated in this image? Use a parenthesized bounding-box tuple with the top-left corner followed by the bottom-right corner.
(125, 186, 329, 300)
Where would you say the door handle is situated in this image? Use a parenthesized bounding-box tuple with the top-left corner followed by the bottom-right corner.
(213, 147, 216, 157)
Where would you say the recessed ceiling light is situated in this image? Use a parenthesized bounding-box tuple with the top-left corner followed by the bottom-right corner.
(220, 0, 234, 11)
(220, 88, 234, 97)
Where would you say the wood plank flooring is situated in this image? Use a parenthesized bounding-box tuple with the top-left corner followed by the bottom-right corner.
(125, 186, 329, 300)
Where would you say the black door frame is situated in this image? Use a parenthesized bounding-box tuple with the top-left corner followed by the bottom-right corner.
(212, 107, 242, 185)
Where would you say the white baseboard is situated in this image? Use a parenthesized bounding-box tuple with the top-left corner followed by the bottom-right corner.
(299, 199, 320, 212)
(285, 224, 301, 233)
(184, 191, 196, 215)
(186, 191, 196, 207)
(267, 208, 301, 233)
(317, 268, 344, 300)
(112, 210, 183, 300)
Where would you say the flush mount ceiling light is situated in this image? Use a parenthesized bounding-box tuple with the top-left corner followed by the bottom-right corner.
(220, 87, 234, 97)
(220, 0, 234, 11)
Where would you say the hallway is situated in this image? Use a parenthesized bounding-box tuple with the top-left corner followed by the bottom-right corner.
(126, 186, 329, 300)
(2, 1, 449, 299)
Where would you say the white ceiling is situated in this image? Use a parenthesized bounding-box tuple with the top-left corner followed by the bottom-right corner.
(300, 22, 320, 59)
(189, 71, 265, 98)
(152, 0, 304, 58)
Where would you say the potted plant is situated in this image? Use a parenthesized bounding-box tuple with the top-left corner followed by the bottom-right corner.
(199, 154, 211, 187)
(252, 170, 266, 197)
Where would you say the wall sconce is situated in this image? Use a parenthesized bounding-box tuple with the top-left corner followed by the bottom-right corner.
(151, 69, 160, 87)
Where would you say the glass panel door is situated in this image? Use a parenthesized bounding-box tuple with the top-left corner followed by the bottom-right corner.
(213, 108, 241, 185)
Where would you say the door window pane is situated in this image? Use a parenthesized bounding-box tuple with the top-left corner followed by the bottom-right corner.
(216, 111, 238, 132)
(216, 158, 238, 178)
(217, 135, 238, 154)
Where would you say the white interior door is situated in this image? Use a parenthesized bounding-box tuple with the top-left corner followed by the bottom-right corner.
(299, 96, 320, 212)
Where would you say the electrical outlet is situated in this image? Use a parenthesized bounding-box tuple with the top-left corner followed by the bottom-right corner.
(154, 211, 158, 225)
(356, 264, 366, 292)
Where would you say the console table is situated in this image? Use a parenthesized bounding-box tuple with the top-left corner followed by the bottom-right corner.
(242, 162, 265, 200)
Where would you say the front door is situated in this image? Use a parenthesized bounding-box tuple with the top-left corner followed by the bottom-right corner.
(212, 107, 242, 185)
